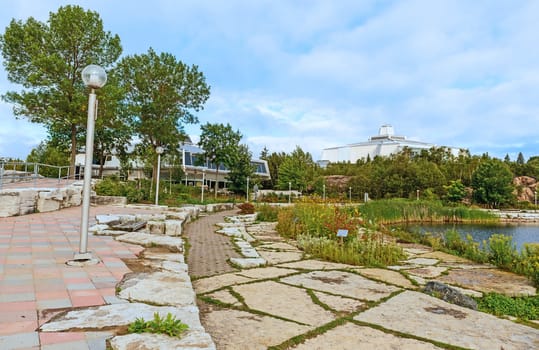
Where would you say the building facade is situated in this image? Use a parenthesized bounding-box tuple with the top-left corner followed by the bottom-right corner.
(319, 125, 460, 166)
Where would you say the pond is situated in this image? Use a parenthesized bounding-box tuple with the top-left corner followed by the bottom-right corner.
(396, 223, 539, 251)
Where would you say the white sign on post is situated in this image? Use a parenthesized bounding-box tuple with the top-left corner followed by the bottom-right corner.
(336, 229, 348, 237)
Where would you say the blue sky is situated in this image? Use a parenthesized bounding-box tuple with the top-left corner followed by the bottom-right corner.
(1, 0, 538, 161)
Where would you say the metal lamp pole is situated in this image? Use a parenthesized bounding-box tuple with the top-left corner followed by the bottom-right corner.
(155, 146, 164, 206)
(73, 65, 107, 262)
(288, 182, 291, 204)
(246, 176, 250, 202)
(201, 169, 205, 203)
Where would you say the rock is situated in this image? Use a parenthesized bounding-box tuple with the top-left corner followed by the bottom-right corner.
(423, 281, 478, 310)
(96, 214, 121, 225)
(110, 331, 216, 350)
(147, 220, 165, 234)
(116, 232, 183, 252)
(0, 191, 21, 217)
(91, 195, 127, 206)
(165, 219, 183, 236)
(118, 271, 195, 307)
(230, 257, 266, 268)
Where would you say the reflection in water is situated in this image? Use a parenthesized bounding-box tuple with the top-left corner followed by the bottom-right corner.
(398, 223, 539, 251)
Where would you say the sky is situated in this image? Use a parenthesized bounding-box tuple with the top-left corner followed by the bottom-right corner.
(0, 0, 538, 162)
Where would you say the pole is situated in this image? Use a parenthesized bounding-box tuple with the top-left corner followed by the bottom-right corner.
(288, 182, 291, 204)
(76, 89, 96, 260)
(349, 187, 352, 203)
(155, 152, 161, 205)
(416, 189, 420, 201)
(323, 184, 326, 201)
(201, 170, 205, 203)
(246, 176, 250, 202)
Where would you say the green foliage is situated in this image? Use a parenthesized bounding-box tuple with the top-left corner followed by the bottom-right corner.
(226, 144, 255, 194)
(476, 293, 539, 320)
(444, 179, 467, 203)
(115, 47, 210, 186)
(277, 146, 319, 192)
(488, 234, 518, 270)
(297, 233, 405, 267)
(471, 158, 515, 208)
(25, 140, 70, 178)
(360, 199, 498, 225)
(275, 202, 404, 267)
(255, 204, 280, 222)
(127, 312, 189, 338)
(0, 5, 122, 172)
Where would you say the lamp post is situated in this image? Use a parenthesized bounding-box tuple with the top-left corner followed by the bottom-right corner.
(349, 187, 352, 203)
(535, 190, 537, 211)
(73, 65, 107, 263)
(201, 169, 205, 203)
(323, 183, 326, 202)
(246, 176, 250, 202)
(416, 189, 420, 201)
(288, 182, 292, 204)
(155, 146, 164, 206)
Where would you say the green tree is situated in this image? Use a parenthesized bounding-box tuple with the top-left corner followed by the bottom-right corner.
(0, 5, 122, 176)
(444, 179, 467, 203)
(471, 159, 515, 208)
(277, 146, 318, 192)
(517, 152, 525, 165)
(26, 140, 69, 177)
(115, 48, 210, 185)
(261, 150, 286, 189)
(226, 144, 255, 195)
(198, 122, 242, 197)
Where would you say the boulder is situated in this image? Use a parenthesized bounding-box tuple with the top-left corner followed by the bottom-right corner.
(423, 281, 477, 310)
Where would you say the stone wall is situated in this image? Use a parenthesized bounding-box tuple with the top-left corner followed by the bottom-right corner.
(0, 183, 85, 218)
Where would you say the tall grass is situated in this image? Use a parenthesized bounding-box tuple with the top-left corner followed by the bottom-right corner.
(276, 200, 404, 267)
(297, 232, 405, 266)
(361, 199, 498, 225)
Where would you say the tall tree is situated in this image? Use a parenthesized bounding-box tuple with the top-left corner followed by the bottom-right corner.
(471, 158, 515, 208)
(260, 149, 286, 189)
(0, 5, 122, 176)
(226, 144, 255, 195)
(277, 146, 318, 192)
(198, 122, 242, 197)
(115, 48, 210, 185)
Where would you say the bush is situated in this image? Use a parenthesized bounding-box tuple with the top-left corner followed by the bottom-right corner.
(255, 204, 280, 222)
(488, 234, 518, 270)
(237, 202, 255, 214)
(476, 293, 539, 320)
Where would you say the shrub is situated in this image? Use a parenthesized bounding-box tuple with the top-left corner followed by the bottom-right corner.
(255, 204, 280, 222)
(488, 234, 517, 270)
(237, 202, 255, 214)
(127, 312, 189, 338)
(476, 293, 539, 320)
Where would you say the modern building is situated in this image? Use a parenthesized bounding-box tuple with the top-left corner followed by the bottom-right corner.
(318, 124, 460, 167)
(75, 138, 270, 189)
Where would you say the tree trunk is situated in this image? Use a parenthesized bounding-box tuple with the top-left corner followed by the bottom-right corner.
(214, 167, 219, 198)
(70, 124, 77, 180)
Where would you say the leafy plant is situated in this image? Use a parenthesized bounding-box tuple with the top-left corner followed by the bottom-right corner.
(127, 312, 189, 338)
(255, 204, 280, 222)
(476, 293, 539, 320)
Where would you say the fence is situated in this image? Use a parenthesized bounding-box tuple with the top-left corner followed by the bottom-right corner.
(0, 161, 71, 190)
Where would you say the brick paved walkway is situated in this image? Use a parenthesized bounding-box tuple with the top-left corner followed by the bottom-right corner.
(184, 210, 241, 278)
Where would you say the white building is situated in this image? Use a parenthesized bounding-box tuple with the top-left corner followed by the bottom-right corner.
(75, 138, 270, 188)
(319, 125, 460, 166)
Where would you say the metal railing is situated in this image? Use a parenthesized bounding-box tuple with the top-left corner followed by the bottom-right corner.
(0, 161, 71, 190)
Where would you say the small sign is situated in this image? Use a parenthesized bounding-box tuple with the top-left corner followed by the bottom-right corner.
(336, 229, 348, 237)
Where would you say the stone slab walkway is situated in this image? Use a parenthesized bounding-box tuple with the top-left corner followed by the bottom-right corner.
(191, 215, 539, 350)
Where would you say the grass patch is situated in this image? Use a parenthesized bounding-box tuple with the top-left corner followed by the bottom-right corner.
(127, 312, 188, 338)
(475, 293, 539, 321)
(361, 199, 498, 225)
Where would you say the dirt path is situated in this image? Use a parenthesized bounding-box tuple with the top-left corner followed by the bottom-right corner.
(184, 210, 241, 278)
